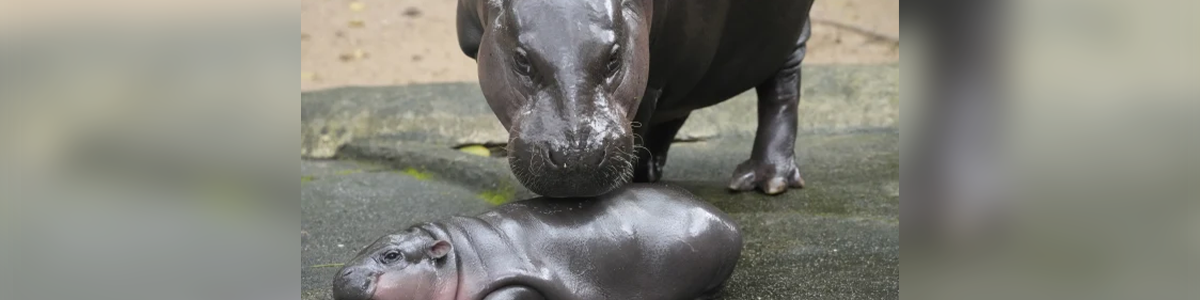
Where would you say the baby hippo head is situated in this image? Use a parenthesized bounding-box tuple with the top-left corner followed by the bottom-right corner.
(332, 228, 456, 300)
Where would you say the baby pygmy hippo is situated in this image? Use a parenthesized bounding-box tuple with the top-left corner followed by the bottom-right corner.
(332, 183, 743, 300)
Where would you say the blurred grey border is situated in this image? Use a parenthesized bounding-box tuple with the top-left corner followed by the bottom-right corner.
(904, 0, 1199, 299)
(1, 9, 298, 300)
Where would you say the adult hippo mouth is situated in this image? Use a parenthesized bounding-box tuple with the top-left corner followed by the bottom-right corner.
(504, 111, 636, 198)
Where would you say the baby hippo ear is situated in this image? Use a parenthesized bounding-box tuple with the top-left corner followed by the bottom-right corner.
(427, 240, 453, 259)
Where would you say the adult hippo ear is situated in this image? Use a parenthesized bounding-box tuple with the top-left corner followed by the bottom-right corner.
(427, 240, 453, 259)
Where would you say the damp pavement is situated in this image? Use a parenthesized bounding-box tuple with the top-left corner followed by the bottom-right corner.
(301, 64, 899, 299)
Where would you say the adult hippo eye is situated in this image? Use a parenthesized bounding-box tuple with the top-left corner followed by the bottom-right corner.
(379, 250, 402, 264)
(513, 49, 532, 77)
(605, 45, 622, 79)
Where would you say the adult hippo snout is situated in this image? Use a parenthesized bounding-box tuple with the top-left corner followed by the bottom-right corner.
(508, 109, 634, 198)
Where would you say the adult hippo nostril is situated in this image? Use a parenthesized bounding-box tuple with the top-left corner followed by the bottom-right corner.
(592, 149, 607, 166)
(547, 147, 566, 167)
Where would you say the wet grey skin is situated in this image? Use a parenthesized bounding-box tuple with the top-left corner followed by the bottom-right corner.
(332, 184, 743, 300)
(457, 0, 815, 197)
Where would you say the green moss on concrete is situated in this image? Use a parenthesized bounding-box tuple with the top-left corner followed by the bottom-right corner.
(458, 145, 492, 157)
(402, 168, 432, 180)
(479, 188, 515, 205)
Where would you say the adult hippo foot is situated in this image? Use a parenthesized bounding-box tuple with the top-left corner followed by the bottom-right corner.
(727, 19, 813, 196)
(728, 157, 805, 195)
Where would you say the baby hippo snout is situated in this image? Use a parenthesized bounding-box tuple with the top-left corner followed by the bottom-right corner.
(331, 266, 374, 300)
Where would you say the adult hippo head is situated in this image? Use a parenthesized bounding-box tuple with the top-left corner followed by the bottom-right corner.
(458, 0, 651, 197)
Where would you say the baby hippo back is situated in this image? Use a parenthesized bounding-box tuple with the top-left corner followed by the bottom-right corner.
(446, 183, 743, 300)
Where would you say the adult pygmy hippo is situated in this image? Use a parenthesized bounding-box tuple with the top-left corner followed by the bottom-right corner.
(332, 184, 743, 300)
(457, 0, 816, 197)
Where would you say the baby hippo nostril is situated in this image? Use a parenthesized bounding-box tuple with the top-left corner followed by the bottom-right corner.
(340, 268, 354, 277)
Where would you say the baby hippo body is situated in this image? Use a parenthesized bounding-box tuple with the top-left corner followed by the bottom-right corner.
(333, 184, 743, 300)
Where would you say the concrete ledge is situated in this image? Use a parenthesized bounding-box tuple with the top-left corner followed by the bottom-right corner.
(301, 64, 898, 159)
(336, 136, 537, 201)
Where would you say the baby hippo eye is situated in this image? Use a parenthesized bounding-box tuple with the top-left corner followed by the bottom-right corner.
(380, 250, 402, 264)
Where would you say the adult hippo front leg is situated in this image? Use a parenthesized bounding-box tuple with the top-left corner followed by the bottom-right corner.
(728, 19, 811, 195)
(632, 114, 689, 182)
(629, 88, 686, 183)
